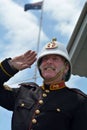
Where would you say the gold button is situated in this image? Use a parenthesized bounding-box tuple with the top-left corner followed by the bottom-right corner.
(56, 108, 61, 112)
(32, 119, 37, 124)
(35, 109, 40, 114)
(43, 93, 47, 97)
(45, 90, 50, 93)
(39, 100, 43, 104)
(21, 103, 25, 107)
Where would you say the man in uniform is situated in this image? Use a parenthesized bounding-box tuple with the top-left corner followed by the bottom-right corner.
(0, 38, 87, 130)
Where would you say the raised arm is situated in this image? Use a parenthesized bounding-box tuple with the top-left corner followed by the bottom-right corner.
(0, 50, 37, 84)
(9, 50, 37, 70)
(0, 50, 37, 110)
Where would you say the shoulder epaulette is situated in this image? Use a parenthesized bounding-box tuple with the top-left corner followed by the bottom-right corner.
(3, 84, 13, 91)
(67, 87, 87, 98)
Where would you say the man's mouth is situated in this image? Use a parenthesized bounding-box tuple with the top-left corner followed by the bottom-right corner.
(44, 66, 55, 71)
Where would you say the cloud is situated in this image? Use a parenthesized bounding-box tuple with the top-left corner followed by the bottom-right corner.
(0, 0, 86, 59)
(43, 0, 85, 36)
(0, 0, 47, 58)
(66, 75, 87, 94)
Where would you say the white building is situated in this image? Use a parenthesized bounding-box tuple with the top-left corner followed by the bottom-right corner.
(67, 2, 87, 77)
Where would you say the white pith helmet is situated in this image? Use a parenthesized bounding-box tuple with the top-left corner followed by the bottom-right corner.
(37, 38, 72, 81)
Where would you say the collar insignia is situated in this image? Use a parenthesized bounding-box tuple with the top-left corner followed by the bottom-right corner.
(50, 83, 65, 90)
(42, 81, 66, 91)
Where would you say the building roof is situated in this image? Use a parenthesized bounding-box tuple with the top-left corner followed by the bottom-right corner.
(67, 2, 87, 77)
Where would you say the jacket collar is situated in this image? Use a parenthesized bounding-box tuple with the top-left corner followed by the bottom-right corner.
(41, 80, 66, 91)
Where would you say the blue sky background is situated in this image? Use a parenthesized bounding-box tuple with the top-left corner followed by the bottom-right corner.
(0, 0, 87, 130)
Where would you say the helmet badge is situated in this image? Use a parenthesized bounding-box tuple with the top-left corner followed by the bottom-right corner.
(45, 42, 58, 49)
(45, 38, 58, 49)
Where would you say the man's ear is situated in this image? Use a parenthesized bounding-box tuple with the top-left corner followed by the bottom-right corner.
(64, 63, 69, 74)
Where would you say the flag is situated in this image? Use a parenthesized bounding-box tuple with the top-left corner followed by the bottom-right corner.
(24, 1, 43, 11)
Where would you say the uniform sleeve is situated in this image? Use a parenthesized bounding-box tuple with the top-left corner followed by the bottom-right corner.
(0, 88, 15, 110)
(0, 85, 20, 111)
(0, 58, 19, 110)
(0, 58, 18, 85)
(71, 98, 87, 130)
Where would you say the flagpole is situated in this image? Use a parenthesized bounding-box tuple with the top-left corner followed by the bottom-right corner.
(33, 1, 44, 82)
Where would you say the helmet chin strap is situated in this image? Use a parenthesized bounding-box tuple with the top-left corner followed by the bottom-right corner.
(43, 65, 66, 84)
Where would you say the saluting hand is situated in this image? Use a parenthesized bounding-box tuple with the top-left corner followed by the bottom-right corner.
(9, 50, 37, 70)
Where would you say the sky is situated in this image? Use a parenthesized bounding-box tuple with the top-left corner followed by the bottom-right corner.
(0, 0, 87, 130)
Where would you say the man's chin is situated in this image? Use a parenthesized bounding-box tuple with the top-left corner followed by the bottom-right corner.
(43, 74, 56, 79)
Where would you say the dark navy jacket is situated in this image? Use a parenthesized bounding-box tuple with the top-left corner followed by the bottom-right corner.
(0, 59, 87, 130)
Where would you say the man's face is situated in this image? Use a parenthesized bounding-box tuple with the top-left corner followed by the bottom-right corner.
(40, 54, 68, 80)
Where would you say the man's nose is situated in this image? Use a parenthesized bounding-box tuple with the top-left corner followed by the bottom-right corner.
(46, 58, 53, 63)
